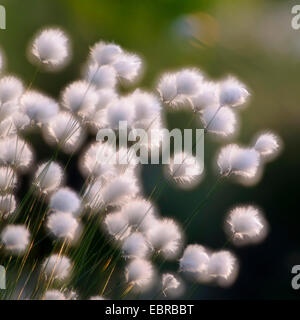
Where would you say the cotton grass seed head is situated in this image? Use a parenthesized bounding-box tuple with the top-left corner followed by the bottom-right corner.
(31, 28, 70, 70)
(62, 81, 98, 119)
(12, 111, 31, 131)
(90, 41, 123, 66)
(167, 152, 204, 188)
(131, 90, 161, 124)
(125, 258, 154, 290)
(254, 132, 280, 158)
(104, 211, 130, 241)
(79, 142, 117, 180)
(157, 73, 178, 103)
(21, 90, 59, 124)
(162, 273, 181, 297)
(34, 161, 63, 194)
(191, 81, 219, 111)
(85, 63, 117, 89)
(95, 88, 118, 111)
(1, 224, 30, 254)
(82, 180, 102, 212)
(217, 144, 260, 179)
(226, 205, 267, 245)
(43, 290, 66, 300)
(122, 232, 149, 258)
(42, 254, 72, 280)
(146, 218, 182, 259)
(179, 244, 209, 274)
(0, 118, 16, 138)
(46, 211, 79, 240)
(113, 52, 143, 82)
(89, 296, 107, 300)
(101, 172, 139, 206)
(207, 250, 236, 281)
(175, 68, 203, 96)
(49, 188, 81, 216)
(0, 195, 16, 219)
(121, 198, 156, 230)
(0, 49, 4, 73)
(0, 167, 17, 192)
(106, 97, 135, 129)
(43, 111, 84, 154)
(0, 76, 24, 105)
(219, 76, 249, 107)
(201, 105, 237, 136)
(0, 136, 33, 171)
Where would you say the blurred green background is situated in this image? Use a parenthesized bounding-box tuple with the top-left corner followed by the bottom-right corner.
(1, 0, 300, 299)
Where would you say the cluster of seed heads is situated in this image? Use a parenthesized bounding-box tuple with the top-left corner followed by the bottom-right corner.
(0, 27, 281, 300)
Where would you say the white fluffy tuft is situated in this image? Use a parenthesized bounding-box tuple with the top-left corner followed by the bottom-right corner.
(49, 188, 81, 216)
(31, 28, 70, 69)
(1, 224, 30, 254)
(125, 258, 154, 289)
(34, 161, 63, 194)
(46, 211, 79, 240)
(42, 254, 72, 280)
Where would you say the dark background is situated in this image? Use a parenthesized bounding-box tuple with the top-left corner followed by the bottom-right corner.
(0, 0, 299, 299)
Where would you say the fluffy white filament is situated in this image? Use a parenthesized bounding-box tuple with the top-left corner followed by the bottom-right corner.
(219, 77, 249, 107)
(179, 244, 209, 273)
(191, 81, 219, 111)
(157, 69, 203, 106)
(79, 142, 116, 180)
(254, 132, 280, 157)
(131, 90, 161, 125)
(85, 64, 117, 89)
(49, 188, 81, 216)
(42, 254, 72, 280)
(46, 211, 79, 240)
(0, 195, 16, 219)
(0, 49, 4, 73)
(125, 258, 154, 289)
(83, 180, 102, 211)
(62, 81, 98, 119)
(43, 290, 66, 300)
(146, 218, 182, 259)
(121, 199, 156, 231)
(0, 77, 24, 121)
(0, 118, 16, 138)
(162, 273, 181, 296)
(21, 91, 59, 124)
(122, 232, 149, 258)
(226, 206, 266, 242)
(1, 225, 30, 254)
(0, 136, 33, 171)
(43, 111, 84, 153)
(0, 167, 17, 192)
(113, 52, 142, 82)
(12, 111, 31, 131)
(217, 144, 260, 178)
(104, 211, 130, 240)
(106, 97, 135, 129)
(31, 28, 70, 69)
(157, 73, 178, 103)
(89, 296, 106, 300)
(176, 69, 203, 96)
(100, 171, 139, 206)
(168, 152, 203, 187)
(90, 42, 123, 66)
(34, 162, 63, 194)
(207, 250, 236, 280)
(201, 105, 237, 136)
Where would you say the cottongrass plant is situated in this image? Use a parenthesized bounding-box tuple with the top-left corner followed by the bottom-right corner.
(0, 26, 282, 300)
